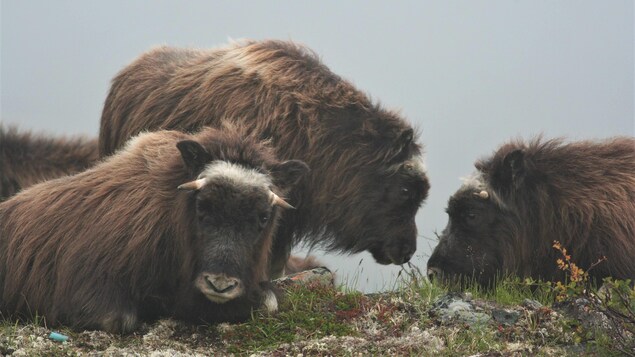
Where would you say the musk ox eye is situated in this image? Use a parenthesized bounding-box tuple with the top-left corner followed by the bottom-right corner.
(465, 212, 478, 224)
(258, 213, 270, 228)
(401, 187, 410, 197)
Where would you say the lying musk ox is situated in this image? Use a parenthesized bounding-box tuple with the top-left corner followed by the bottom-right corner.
(0, 125, 98, 201)
(427, 137, 635, 286)
(0, 125, 318, 273)
(0, 126, 308, 333)
(99, 39, 430, 277)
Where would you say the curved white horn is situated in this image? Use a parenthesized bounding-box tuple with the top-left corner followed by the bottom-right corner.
(270, 191, 294, 209)
(473, 190, 489, 199)
(178, 178, 207, 191)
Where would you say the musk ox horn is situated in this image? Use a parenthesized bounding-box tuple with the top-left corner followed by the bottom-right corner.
(270, 191, 294, 209)
(177, 178, 207, 191)
(474, 190, 489, 199)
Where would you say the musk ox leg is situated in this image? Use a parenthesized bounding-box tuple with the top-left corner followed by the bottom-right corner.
(98, 308, 138, 334)
(65, 285, 140, 333)
(262, 288, 278, 313)
(80, 294, 139, 334)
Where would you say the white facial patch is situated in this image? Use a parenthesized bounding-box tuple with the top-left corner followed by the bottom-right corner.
(199, 160, 272, 190)
(405, 155, 427, 174)
(460, 171, 506, 208)
(388, 155, 427, 176)
(460, 171, 487, 189)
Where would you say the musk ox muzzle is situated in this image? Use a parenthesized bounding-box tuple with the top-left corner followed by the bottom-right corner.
(196, 273, 244, 303)
(370, 238, 416, 265)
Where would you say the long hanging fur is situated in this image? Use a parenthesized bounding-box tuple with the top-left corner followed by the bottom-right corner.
(99, 39, 430, 275)
(0, 126, 295, 332)
(0, 125, 98, 201)
(429, 136, 635, 284)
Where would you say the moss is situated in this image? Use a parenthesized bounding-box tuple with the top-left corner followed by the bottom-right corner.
(221, 282, 363, 353)
(0, 273, 630, 356)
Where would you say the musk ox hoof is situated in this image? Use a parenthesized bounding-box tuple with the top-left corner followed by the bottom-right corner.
(262, 289, 278, 313)
(100, 311, 138, 334)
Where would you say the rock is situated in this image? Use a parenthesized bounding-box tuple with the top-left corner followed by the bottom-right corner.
(491, 309, 520, 325)
(430, 293, 491, 325)
(556, 297, 611, 331)
(522, 299, 543, 310)
(274, 267, 335, 288)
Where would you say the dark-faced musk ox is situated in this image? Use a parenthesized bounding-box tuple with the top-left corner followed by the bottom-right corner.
(427, 137, 635, 287)
(0, 126, 308, 333)
(98, 39, 430, 277)
(0, 125, 98, 201)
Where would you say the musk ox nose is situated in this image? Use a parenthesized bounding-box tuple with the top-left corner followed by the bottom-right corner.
(196, 273, 244, 303)
(393, 245, 415, 265)
(427, 266, 442, 281)
(403, 250, 414, 263)
(206, 274, 240, 294)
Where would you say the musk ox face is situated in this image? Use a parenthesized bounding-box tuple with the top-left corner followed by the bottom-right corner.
(177, 140, 308, 305)
(428, 147, 535, 287)
(191, 167, 278, 303)
(350, 158, 429, 265)
(427, 182, 518, 287)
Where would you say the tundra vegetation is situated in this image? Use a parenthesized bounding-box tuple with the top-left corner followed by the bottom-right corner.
(1, 254, 633, 356)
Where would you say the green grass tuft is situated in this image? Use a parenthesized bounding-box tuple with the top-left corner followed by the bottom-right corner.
(221, 282, 363, 354)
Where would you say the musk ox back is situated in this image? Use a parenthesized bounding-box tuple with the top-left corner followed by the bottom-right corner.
(0, 126, 307, 333)
(99, 39, 430, 277)
(427, 137, 635, 286)
(0, 125, 98, 201)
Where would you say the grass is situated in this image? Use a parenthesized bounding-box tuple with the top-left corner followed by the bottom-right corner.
(0, 269, 632, 355)
(220, 281, 364, 354)
(216, 269, 629, 355)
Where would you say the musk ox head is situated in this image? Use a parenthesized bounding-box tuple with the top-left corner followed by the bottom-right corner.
(365, 157, 429, 265)
(321, 127, 430, 265)
(427, 144, 545, 287)
(176, 139, 308, 307)
(426, 180, 518, 287)
(428, 137, 635, 287)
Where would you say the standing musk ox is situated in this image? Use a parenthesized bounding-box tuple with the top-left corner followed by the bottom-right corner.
(99, 39, 430, 277)
(0, 125, 98, 201)
(0, 126, 308, 333)
(427, 137, 635, 287)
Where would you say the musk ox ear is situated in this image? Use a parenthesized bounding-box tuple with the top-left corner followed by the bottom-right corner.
(387, 128, 414, 163)
(177, 140, 213, 175)
(271, 160, 309, 188)
(501, 149, 526, 189)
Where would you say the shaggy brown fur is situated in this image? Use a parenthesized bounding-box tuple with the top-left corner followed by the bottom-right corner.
(99, 39, 430, 277)
(428, 137, 635, 286)
(0, 125, 98, 201)
(0, 126, 306, 333)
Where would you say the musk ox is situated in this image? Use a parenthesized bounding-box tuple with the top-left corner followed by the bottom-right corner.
(427, 137, 635, 287)
(0, 126, 308, 333)
(99, 39, 430, 277)
(0, 125, 98, 201)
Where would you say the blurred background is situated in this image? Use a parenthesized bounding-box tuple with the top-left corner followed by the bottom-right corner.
(2, 1, 633, 292)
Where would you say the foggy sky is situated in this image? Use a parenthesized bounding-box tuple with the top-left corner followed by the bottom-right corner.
(1, 1, 633, 292)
